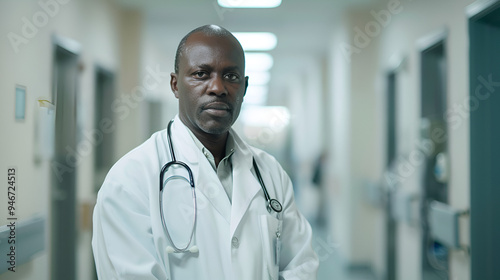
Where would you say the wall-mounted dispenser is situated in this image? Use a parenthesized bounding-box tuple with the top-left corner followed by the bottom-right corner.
(34, 99, 55, 164)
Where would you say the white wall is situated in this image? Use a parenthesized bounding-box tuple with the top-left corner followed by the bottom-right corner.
(0, 1, 143, 279)
(326, 7, 385, 266)
(326, 11, 353, 263)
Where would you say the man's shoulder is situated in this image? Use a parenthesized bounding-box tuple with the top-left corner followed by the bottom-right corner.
(232, 130, 283, 172)
(248, 145, 278, 164)
(102, 129, 167, 188)
(116, 130, 166, 166)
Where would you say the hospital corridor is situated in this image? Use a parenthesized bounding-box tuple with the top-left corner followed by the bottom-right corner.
(1, 0, 499, 279)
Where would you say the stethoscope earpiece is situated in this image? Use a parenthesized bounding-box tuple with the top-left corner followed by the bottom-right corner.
(166, 246, 175, 253)
(189, 245, 199, 253)
(166, 245, 199, 254)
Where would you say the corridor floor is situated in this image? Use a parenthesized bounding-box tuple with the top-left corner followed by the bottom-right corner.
(312, 225, 377, 280)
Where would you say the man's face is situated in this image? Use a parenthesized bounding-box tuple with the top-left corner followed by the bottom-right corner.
(170, 32, 248, 136)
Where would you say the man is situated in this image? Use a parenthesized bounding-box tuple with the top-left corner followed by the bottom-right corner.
(92, 24, 318, 280)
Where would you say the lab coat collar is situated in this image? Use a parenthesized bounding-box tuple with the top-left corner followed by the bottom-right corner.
(170, 115, 198, 164)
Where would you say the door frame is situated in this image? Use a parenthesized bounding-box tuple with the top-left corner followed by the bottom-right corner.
(417, 28, 450, 280)
(50, 34, 81, 280)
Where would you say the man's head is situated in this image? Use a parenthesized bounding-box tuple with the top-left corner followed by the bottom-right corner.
(170, 25, 248, 137)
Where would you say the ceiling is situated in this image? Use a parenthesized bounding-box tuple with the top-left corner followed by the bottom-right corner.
(113, 0, 380, 105)
(114, 0, 378, 52)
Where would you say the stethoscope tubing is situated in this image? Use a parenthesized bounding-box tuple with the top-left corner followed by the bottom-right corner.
(252, 158, 283, 213)
(159, 120, 197, 253)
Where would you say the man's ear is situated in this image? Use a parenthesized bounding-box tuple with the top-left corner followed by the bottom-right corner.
(170, 72, 179, 98)
(244, 76, 249, 96)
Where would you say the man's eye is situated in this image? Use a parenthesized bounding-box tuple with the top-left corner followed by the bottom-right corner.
(224, 73, 239, 81)
(194, 71, 207, 78)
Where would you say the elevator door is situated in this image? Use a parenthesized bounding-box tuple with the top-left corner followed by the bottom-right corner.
(469, 2, 500, 279)
(51, 40, 80, 280)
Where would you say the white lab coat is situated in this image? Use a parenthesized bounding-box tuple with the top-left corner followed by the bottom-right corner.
(92, 115, 319, 280)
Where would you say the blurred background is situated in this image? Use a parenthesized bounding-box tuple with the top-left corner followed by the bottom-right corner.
(1, 0, 499, 279)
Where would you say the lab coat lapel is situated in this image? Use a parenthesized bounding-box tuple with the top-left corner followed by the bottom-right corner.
(230, 134, 261, 237)
(171, 116, 231, 224)
(195, 157, 232, 224)
(170, 116, 198, 164)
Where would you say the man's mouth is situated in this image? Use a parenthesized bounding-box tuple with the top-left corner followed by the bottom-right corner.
(202, 102, 231, 117)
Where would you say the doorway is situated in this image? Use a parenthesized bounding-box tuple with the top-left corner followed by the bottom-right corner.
(386, 71, 397, 280)
(50, 36, 80, 280)
(419, 32, 449, 280)
(94, 66, 115, 192)
(468, 1, 500, 279)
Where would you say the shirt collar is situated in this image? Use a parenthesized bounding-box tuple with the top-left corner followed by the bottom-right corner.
(186, 128, 235, 169)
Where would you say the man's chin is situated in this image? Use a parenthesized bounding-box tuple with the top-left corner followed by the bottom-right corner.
(198, 120, 232, 135)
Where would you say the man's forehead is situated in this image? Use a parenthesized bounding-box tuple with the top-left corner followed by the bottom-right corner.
(184, 32, 240, 50)
(180, 33, 245, 65)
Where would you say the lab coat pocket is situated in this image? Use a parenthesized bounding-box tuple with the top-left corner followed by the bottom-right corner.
(258, 214, 282, 280)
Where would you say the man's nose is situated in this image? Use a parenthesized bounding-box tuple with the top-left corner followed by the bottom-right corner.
(208, 75, 227, 96)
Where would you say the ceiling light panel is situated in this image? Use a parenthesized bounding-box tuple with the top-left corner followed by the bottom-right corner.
(233, 32, 277, 51)
(245, 53, 274, 72)
(218, 0, 282, 8)
(241, 106, 290, 128)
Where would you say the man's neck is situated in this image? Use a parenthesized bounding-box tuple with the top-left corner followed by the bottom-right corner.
(191, 129, 228, 167)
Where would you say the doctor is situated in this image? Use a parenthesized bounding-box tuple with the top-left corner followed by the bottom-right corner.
(92, 24, 319, 280)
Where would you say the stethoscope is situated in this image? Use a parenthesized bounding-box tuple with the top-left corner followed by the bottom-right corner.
(159, 119, 283, 254)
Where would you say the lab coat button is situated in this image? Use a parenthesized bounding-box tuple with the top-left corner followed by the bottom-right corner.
(231, 237, 239, 248)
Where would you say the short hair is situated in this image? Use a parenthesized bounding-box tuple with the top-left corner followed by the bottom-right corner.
(174, 25, 238, 73)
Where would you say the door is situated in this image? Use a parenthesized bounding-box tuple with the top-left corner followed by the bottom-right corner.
(468, 1, 500, 279)
(94, 66, 115, 192)
(419, 32, 449, 280)
(50, 36, 80, 280)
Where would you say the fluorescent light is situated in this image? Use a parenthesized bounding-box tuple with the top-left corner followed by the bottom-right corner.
(246, 71, 271, 86)
(218, 0, 281, 8)
(245, 53, 273, 72)
(240, 106, 290, 129)
(244, 85, 268, 105)
(233, 32, 277, 51)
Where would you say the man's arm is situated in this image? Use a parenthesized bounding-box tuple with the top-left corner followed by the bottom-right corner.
(92, 180, 169, 279)
(277, 166, 320, 279)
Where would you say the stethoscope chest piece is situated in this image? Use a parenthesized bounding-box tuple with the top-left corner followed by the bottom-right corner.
(269, 199, 282, 213)
(252, 158, 282, 215)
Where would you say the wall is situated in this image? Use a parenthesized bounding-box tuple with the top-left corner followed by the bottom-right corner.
(140, 20, 179, 135)
(0, 1, 143, 279)
(286, 54, 326, 218)
(326, 7, 385, 267)
(326, 11, 352, 263)
(115, 9, 145, 159)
